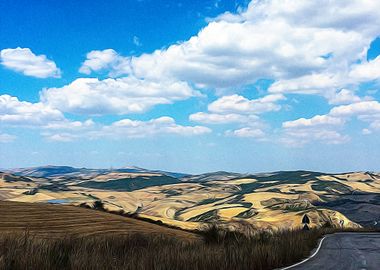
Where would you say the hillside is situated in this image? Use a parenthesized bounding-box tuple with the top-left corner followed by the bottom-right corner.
(1, 168, 380, 231)
(0, 200, 199, 241)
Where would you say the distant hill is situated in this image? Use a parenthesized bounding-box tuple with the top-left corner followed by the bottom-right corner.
(181, 171, 246, 182)
(5, 165, 188, 179)
(4, 165, 104, 178)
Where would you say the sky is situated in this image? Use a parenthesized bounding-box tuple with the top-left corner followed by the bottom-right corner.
(1, 0, 380, 174)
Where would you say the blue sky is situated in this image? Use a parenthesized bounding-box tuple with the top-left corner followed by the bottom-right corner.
(1, 0, 380, 173)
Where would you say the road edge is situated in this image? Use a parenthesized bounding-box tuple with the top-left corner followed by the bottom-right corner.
(279, 234, 328, 270)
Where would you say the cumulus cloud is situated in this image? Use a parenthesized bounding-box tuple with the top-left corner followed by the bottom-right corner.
(79, 49, 131, 76)
(329, 100, 380, 118)
(41, 77, 199, 115)
(268, 57, 379, 103)
(0, 95, 93, 131)
(74, 0, 380, 142)
(0, 48, 61, 78)
(190, 94, 283, 125)
(349, 55, 380, 81)
(189, 94, 283, 139)
(0, 94, 64, 126)
(282, 100, 380, 146)
(282, 115, 345, 129)
(4, 0, 380, 146)
(188, 93, 283, 141)
(80, 0, 380, 95)
(282, 114, 349, 147)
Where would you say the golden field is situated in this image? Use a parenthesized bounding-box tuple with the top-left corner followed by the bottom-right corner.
(1, 167, 379, 231)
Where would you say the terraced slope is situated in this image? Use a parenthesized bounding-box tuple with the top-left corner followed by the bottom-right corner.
(0, 201, 200, 241)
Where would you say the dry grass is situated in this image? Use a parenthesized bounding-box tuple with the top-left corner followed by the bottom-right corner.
(0, 228, 330, 270)
(0, 201, 376, 270)
(0, 201, 199, 241)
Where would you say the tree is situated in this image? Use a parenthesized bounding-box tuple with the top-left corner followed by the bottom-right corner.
(301, 214, 310, 230)
(93, 200, 105, 211)
(302, 214, 310, 224)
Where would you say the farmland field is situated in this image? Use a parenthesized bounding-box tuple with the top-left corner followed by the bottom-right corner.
(0, 200, 200, 241)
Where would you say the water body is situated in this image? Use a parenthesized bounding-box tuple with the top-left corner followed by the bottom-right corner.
(47, 199, 70, 204)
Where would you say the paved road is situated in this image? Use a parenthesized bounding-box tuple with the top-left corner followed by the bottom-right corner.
(291, 233, 380, 270)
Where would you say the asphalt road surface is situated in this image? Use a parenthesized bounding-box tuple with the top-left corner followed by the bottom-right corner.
(290, 233, 380, 270)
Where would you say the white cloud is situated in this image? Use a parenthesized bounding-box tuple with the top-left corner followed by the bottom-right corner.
(189, 112, 259, 124)
(128, 17, 370, 89)
(102, 116, 211, 137)
(75, 0, 380, 132)
(225, 127, 265, 138)
(282, 100, 380, 146)
(46, 133, 77, 142)
(0, 133, 16, 143)
(326, 89, 363, 105)
(281, 114, 349, 146)
(268, 73, 369, 105)
(268, 57, 379, 103)
(329, 100, 380, 118)
(208, 94, 285, 114)
(282, 115, 345, 129)
(79, 0, 380, 93)
(41, 77, 199, 115)
(79, 49, 131, 76)
(0, 94, 211, 141)
(0, 48, 61, 78)
(49, 116, 211, 140)
(190, 94, 282, 136)
(0, 94, 93, 131)
(0, 94, 64, 126)
(44, 119, 95, 130)
(281, 129, 350, 147)
(3, 0, 380, 146)
(43, 117, 211, 142)
(349, 55, 380, 81)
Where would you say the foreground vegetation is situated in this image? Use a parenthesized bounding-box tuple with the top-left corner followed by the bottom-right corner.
(0, 227, 333, 270)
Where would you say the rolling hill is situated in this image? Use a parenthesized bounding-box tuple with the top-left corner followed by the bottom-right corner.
(1, 167, 379, 232)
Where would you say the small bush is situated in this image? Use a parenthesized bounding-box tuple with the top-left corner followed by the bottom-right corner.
(93, 200, 105, 210)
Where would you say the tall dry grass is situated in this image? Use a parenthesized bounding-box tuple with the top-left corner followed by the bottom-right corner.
(0, 227, 331, 270)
